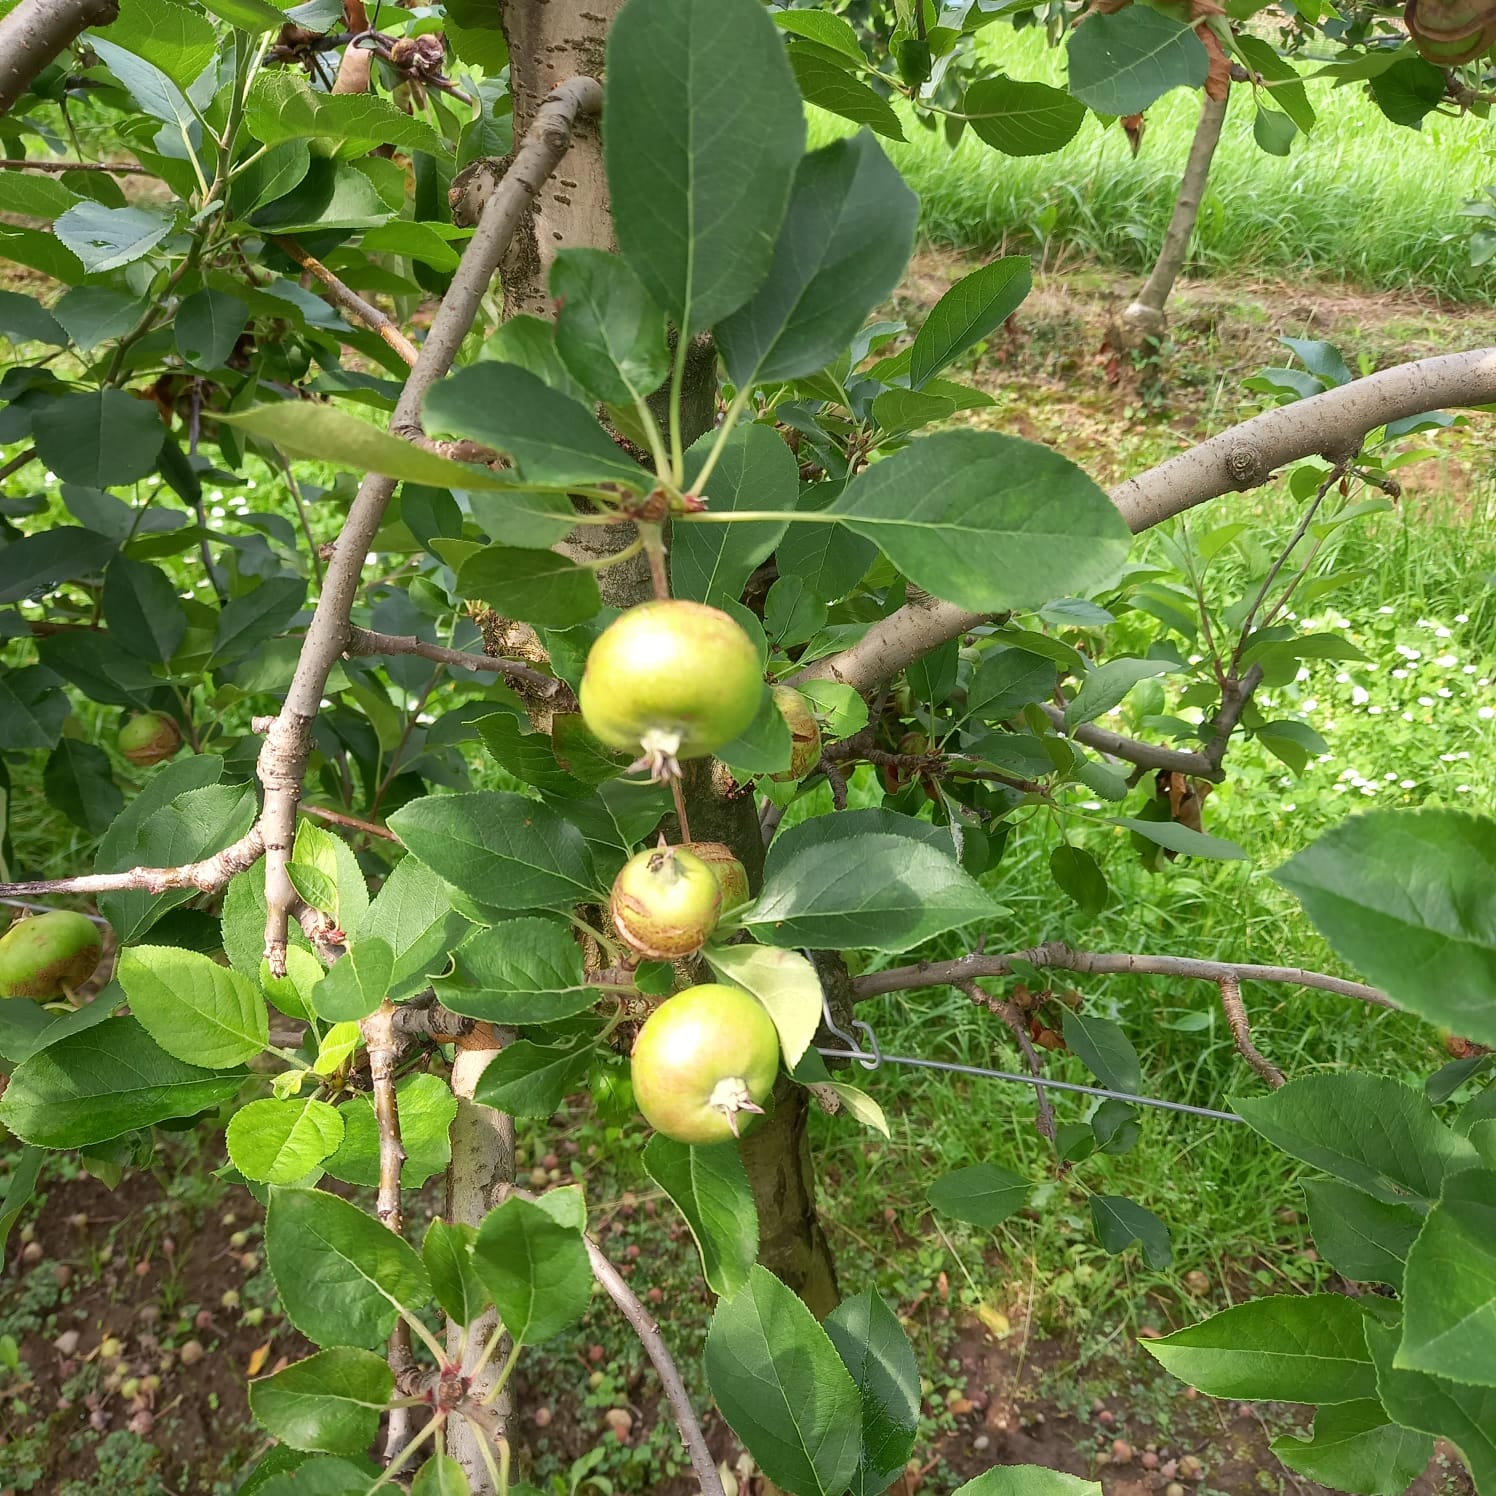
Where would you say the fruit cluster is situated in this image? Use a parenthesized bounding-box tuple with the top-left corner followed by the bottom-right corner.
(579, 599, 816, 1145)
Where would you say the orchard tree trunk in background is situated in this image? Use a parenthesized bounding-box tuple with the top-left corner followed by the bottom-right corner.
(1121, 90, 1229, 344)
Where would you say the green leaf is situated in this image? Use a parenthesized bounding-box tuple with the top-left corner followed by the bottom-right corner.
(0, 527, 119, 605)
(422, 1221, 488, 1328)
(471, 1039, 594, 1117)
(1271, 1400, 1431, 1496)
(54, 201, 172, 273)
(1235, 1073, 1478, 1207)
(250, 1349, 393, 1455)
(245, 72, 444, 157)
(788, 51, 904, 140)
(1253, 104, 1297, 157)
(1145, 1295, 1378, 1404)
(103, 556, 187, 662)
(423, 363, 649, 490)
(117, 945, 269, 1069)
(212, 575, 307, 665)
(455, 545, 601, 630)
(323, 1073, 459, 1191)
(951, 1473, 1100, 1496)
(1399, 1168, 1496, 1385)
(1090, 1195, 1172, 1267)
(643, 1136, 758, 1299)
(1367, 55, 1446, 128)
(1115, 816, 1248, 861)
(220, 403, 523, 492)
(176, 288, 249, 371)
(927, 1164, 1032, 1229)
(716, 133, 916, 388)
(52, 286, 141, 350)
(0, 1145, 42, 1258)
(94, 755, 241, 939)
(1050, 845, 1109, 917)
(265, 1187, 430, 1351)
(227, 1097, 344, 1186)
(472, 1196, 591, 1346)
(254, 1455, 374, 1496)
(963, 77, 1086, 157)
(44, 738, 123, 835)
(824, 1289, 919, 1496)
(1367, 1318, 1496, 1490)
(706, 1265, 861, 1496)
(1303, 1178, 1422, 1286)
(104, 0, 216, 89)
(356, 857, 467, 1001)
(0, 980, 121, 1066)
(32, 390, 163, 487)
(310, 939, 393, 1024)
(827, 430, 1129, 613)
(1273, 809, 1496, 1048)
(1065, 9, 1209, 115)
(1233, 35, 1314, 134)
(0, 287, 66, 344)
(1062, 1011, 1141, 1092)
(605, 0, 805, 333)
(389, 792, 599, 911)
(908, 257, 1031, 390)
(746, 829, 998, 954)
(411, 1456, 472, 1496)
(0, 1016, 247, 1148)
(433, 918, 600, 1024)
(704, 943, 821, 1068)
(1066, 658, 1178, 729)
(198, 0, 287, 29)
(550, 248, 669, 406)
(673, 423, 800, 606)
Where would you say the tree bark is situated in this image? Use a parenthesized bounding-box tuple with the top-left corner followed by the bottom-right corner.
(1121, 91, 1229, 344)
(0, 0, 118, 116)
(496, 0, 620, 320)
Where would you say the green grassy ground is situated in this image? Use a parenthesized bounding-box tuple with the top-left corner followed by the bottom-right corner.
(809, 27, 1496, 298)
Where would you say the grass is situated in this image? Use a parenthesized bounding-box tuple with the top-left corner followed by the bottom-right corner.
(808, 26, 1496, 299)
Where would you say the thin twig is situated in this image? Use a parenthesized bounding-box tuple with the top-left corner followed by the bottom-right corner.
(853, 941, 1395, 1010)
(959, 979, 1055, 1141)
(0, 828, 264, 899)
(273, 235, 420, 368)
(1216, 975, 1286, 1088)
(257, 76, 604, 973)
(0, 156, 153, 173)
(297, 801, 399, 841)
(344, 625, 572, 703)
(582, 1231, 725, 1496)
(0, 447, 37, 483)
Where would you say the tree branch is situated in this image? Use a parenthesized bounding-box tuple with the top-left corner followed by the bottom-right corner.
(344, 625, 575, 704)
(0, 828, 264, 900)
(797, 348, 1496, 696)
(0, 0, 118, 116)
(257, 75, 603, 973)
(583, 1233, 724, 1496)
(0, 155, 152, 173)
(273, 236, 420, 367)
(853, 941, 1395, 1009)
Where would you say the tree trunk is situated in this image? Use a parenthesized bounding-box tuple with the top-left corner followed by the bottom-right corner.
(444, 1025, 516, 1489)
(0, 0, 118, 117)
(1121, 90, 1229, 344)
(441, 8, 840, 1484)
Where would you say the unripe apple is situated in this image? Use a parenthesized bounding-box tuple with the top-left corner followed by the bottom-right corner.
(770, 686, 821, 781)
(610, 844, 721, 960)
(681, 841, 750, 913)
(579, 600, 762, 779)
(119, 713, 182, 767)
(0, 911, 102, 999)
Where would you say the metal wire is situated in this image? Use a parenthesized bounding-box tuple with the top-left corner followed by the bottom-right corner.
(814, 1046, 1247, 1124)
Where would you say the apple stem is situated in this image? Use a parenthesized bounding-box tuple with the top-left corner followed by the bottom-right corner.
(670, 776, 693, 845)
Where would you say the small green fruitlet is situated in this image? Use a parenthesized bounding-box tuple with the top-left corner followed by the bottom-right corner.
(610, 844, 722, 960)
(0, 911, 102, 1000)
(118, 713, 182, 767)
